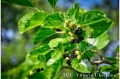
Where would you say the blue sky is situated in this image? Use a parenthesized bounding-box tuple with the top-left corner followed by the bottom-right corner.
(57, 0, 118, 10)
(76, 0, 103, 9)
(57, 0, 104, 10)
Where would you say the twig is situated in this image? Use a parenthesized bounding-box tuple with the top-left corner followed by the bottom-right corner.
(91, 50, 104, 60)
(84, 52, 94, 64)
(76, 71, 81, 79)
(92, 59, 112, 65)
(29, 0, 43, 11)
(84, 51, 112, 65)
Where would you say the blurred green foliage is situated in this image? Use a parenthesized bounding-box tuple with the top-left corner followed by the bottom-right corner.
(1, 0, 119, 79)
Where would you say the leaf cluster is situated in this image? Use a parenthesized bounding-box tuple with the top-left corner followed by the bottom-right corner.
(2, 0, 118, 79)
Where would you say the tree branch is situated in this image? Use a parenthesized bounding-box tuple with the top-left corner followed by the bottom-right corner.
(84, 52, 94, 64)
(84, 51, 112, 65)
(92, 59, 112, 65)
(29, 0, 43, 11)
(91, 50, 104, 60)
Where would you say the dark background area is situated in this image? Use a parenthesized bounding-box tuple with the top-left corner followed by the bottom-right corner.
(1, 0, 119, 74)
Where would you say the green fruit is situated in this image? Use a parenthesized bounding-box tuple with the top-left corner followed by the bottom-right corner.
(77, 55, 81, 60)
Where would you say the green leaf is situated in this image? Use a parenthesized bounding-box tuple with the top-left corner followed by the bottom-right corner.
(6, 54, 45, 79)
(115, 46, 119, 53)
(79, 32, 109, 51)
(65, 44, 77, 53)
(33, 27, 56, 44)
(28, 58, 63, 79)
(86, 32, 109, 50)
(89, 19, 114, 31)
(42, 58, 63, 79)
(18, 12, 47, 34)
(67, 3, 79, 24)
(81, 30, 86, 37)
(72, 72, 78, 79)
(72, 59, 92, 73)
(81, 50, 95, 59)
(114, 74, 119, 79)
(57, 43, 64, 52)
(48, 0, 58, 8)
(42, 12, 64, 29)
(47, 50, 63, 66)
(47, 58, 56, 66)
(105, 57, 118, 63)
(90, 30, 105, 38)
(48, 37, 70, 48)
(19, 65, 34, 78)
(38, 54, 46, 67)
(27, 54, 40, 65)
(90, 19, 113, 38)
(78, 41, 97, 52)
(29, 44, 51, 55)
(54, 77, 63, 79)
(1, 0, 33, 7)
(27, 54, 46, 68)
(78, 10, 106, 26)
(99, 66, 118, 73)
(101, 57, 119, 69)
(51, 50, 63, 60)
(45, 50, 54, 62)
(112, 62, 119, 68)
(27, 73, 44, 79)
(79, 8, 87, 13)
(18, 55, 41, 78)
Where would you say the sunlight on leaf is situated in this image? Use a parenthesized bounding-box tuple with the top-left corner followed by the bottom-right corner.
(72, 59, 92, 73)
(18, 12, 47, 34)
